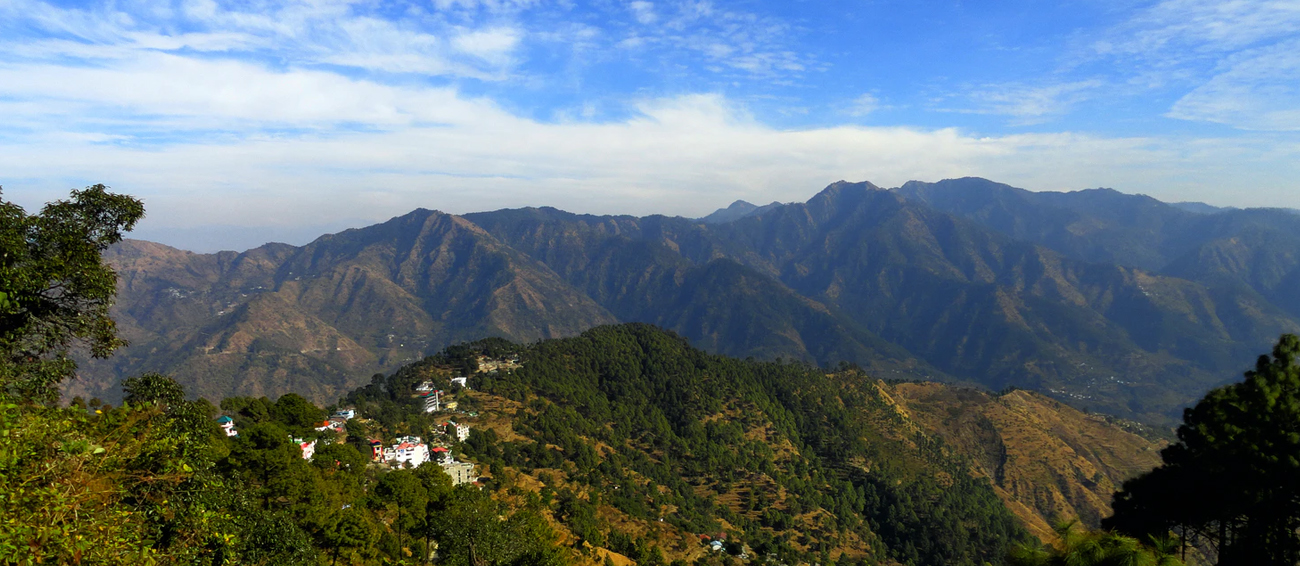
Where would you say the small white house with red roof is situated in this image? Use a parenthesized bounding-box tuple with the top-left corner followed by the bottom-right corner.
(293, 438, 316, 460)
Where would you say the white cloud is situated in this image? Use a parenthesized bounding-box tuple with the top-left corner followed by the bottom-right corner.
(1089, 0, 1300, 130)
(610, 0, 808, 77)
(629, 1, 657, 25)
(452, 27, 522, 65)
(1168, 39, 1300, 130)
(954, 80, 1104, 123)
(1101, 0, 1300, 58)
(848, 93, 879, 117)
(3, 0, 1298, 254)
(4, 91, 1297, 249)
(430, 0, 542, 13)
(0, 0, 519, 79)
(0, 52, 499, 127)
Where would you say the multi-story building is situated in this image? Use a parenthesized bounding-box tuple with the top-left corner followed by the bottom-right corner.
(440, 460, 477, 486)
(421, 390, 440, 413)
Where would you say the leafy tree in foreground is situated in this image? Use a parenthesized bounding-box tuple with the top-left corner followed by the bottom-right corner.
(1106, 334, 1300, 565)
(1009, 521, 1181, 566)
(0, 184, 144, 402)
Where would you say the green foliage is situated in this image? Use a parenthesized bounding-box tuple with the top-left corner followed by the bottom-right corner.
(123, 372, 187, 408)
(273, 393, 327, 431)
(427, 488, 565, 566)
(0, 376, 316, 565)
(1106, 333, 1300, 565)
(324, 509, 373, 565)
(0, 184, 144, 402)
(468, 324, 1029, 566)
(1008, 522, 1181, 566)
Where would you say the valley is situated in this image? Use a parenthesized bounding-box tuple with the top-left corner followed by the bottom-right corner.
(71, 178, 1300, 425)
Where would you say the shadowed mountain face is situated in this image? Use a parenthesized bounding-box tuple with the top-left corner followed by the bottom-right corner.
(469, 183, 1298, 421)
(74, 179, 1300, 424)
(896, 177, 1300, 321)
(71, 210, 616, 402)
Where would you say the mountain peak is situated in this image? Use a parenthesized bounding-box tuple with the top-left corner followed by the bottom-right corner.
(805, 180, 890, 216)
(699, 199, 783, 224)
(817, 180, 883, 196)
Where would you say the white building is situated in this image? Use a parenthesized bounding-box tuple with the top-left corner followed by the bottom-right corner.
(440, 460, 478, 485)
(383, 436, 431, 468)
(415, 381, 435, 392)
(215, 416, 238, 437)
(294, 438, 316, 460)
(421, 390, 441, 413)
(315, 418, 347, 433)
(443, 421, 470, 442)
(331, 408, 356, 420)
(451, 376, 468, 389)
(430, 446, 452, 464)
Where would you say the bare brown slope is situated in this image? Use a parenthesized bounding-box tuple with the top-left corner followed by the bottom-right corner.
(885, 382, 1163, 542)
(69, 210, 616, 404)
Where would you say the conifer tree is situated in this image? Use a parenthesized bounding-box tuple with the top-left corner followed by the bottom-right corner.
(1107, 334, 1300, 565)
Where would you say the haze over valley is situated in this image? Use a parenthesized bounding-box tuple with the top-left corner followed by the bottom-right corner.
(71, 177, 1300, 427)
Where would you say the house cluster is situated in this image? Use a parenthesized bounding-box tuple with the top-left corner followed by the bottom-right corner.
(315, 407, 357, 433)
(475, 355, 521, 374)
(416, 383, 461, 413)
(369, 435, 478, 485)
(216, 415, 238, 437)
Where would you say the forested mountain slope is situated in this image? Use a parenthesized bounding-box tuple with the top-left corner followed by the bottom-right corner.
(73, 179, 1300, 424)
(339, 325, 1162, 565)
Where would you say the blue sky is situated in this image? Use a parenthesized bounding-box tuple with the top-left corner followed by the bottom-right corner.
(1, 0, 1298, 251)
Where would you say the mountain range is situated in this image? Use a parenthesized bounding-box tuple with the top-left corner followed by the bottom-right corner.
(69, 177, 1300, 424)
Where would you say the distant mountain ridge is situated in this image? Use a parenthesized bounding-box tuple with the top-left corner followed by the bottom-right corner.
(697, 199, 784, 224)
(72, 178, 1300, 425)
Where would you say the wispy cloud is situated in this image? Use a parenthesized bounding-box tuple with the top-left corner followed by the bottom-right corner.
(1097, 0, 1300, 59)
(1090, 0, 1300, 130)
(848, 93, 880, 117)
(947, 80, 1105, 124)
(614, 0, 808, 77)
(1167, 39, 1300, 130)
(5, 91, 1296, 245)
(629, 1, 658, 25)
(0, 0, 524, 80)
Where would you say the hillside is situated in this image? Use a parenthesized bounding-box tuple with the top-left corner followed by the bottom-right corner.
(884, 383, 1163, 541)
(337, 325, 1163, 565)
(71, 178, 1300, 424)
(29, 324, 1168, 565)
(69, 210, 616, 402)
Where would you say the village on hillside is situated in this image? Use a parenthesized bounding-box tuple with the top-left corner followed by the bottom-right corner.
(210, 354, 526, 487)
